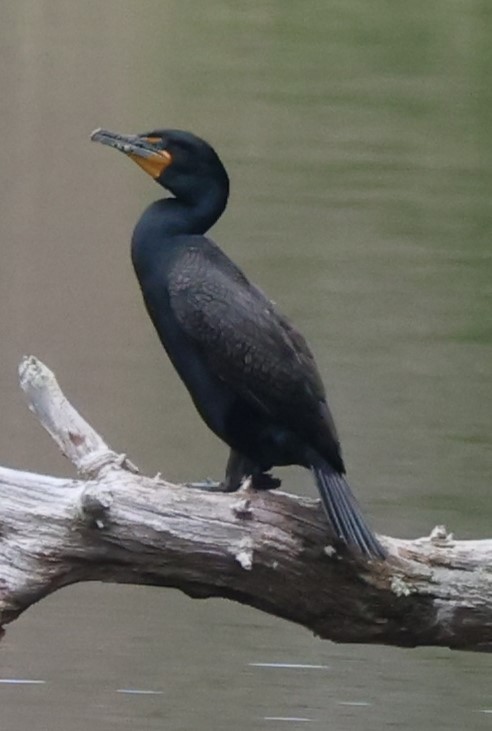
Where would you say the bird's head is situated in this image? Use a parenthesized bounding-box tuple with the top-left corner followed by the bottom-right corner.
(91, 127, 229, 204)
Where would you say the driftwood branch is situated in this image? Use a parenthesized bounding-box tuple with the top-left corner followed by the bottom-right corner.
(0, 357, 491, 652)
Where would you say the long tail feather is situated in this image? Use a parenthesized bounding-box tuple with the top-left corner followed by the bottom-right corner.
(310, 458, 385, 560)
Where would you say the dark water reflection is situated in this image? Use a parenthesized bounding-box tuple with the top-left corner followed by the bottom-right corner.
(0, 1, 491, 729)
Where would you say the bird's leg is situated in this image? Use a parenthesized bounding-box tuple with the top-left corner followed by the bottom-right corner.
(183, 448, 240, 492)
(184, 478, 223, 492)
(220, 449, 252, 492)
(221, 449, 281, 492)
(183, 450, 241, 492)
(184, 450, 281, 493)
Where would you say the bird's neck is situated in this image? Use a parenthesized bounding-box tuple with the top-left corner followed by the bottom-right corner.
(141, 182, 229, 239)
(132, 180, 229, 277)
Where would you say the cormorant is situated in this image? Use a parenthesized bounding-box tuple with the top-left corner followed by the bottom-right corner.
(91, 127, 385, 560)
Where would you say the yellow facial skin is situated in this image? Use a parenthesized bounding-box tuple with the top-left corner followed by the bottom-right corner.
(129, 146, 172, 179)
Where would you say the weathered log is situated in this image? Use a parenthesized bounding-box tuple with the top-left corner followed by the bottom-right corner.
(0, 356, 490, 652)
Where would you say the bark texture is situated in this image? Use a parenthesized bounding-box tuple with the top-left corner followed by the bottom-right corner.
(0, 356, 490, 652)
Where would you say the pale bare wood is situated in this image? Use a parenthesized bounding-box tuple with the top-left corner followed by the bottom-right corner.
(0, 356, 490, 651)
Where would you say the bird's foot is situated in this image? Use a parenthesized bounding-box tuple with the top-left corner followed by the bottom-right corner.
(222, 473, 282, 492)
(184, 478, 224, 492)
(249, 472, 282, 491)
(184, 473, 281, 493)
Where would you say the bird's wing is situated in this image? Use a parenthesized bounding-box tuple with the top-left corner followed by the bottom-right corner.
(168, 243, 339, 446)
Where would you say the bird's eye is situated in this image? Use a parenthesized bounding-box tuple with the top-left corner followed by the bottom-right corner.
(174, 139, 195, 154)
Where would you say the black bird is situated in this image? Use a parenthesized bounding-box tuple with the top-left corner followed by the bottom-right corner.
(91, 127, 385, 560)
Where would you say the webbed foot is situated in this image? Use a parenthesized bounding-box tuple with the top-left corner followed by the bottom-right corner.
(185, 479, 223, 492)
(250, 472, 281, 491)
